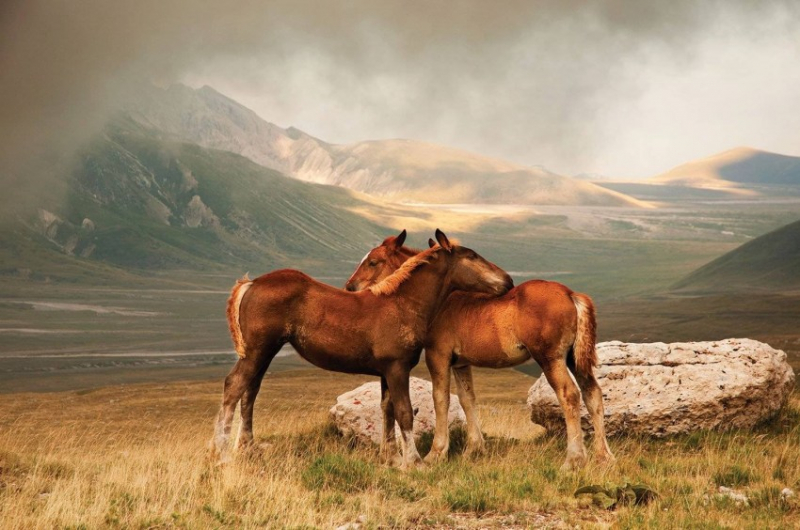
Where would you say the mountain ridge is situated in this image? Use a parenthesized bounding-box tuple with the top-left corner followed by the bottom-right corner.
(124, 83, 645, 207)
(651, 146, 800, 193)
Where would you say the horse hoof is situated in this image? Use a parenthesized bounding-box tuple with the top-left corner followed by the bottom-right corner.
(387, 454, 405, 469)
(560, 455, 587, 472)
(402, 458, 426, 471)
(215, 453, 233, 467)
(595, 451, 616, 466)
(424, 451, 446, 464)
(464, 443, 487, 459)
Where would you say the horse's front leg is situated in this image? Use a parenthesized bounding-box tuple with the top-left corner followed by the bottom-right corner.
(386, 363, 423, 470)
(424, 348, 452, 464)
(379, 376, 401, 467)
(452, 364, 485, 457)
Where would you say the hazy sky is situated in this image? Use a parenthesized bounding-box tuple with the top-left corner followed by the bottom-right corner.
(3, 0, 800, 183)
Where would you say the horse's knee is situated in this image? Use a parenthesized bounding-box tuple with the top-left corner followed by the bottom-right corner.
(394, 406, 414, 431)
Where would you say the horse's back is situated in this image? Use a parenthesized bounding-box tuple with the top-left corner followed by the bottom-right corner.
(515, 279, 575, 306)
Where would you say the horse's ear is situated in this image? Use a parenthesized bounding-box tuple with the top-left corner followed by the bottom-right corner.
(395, 229, 407, 248)
(381, 229, 407, 250)
(428, 238, 436, 248)
(435, 229, 453, 253)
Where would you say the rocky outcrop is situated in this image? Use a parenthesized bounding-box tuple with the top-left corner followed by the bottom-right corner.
(329, 377, 466, 445)
(527, 339, 795, 437)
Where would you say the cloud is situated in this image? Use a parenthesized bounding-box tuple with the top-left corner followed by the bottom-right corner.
(2, 0, 798, 213)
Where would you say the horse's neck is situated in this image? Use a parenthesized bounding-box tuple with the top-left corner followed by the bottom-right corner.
(399, 246, 421, 260)
(393, 258, 452, 326)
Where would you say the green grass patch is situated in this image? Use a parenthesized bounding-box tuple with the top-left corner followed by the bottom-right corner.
(301, 454, 376, 493)
(713, 465, 757, 488)
(441, 473, 501, 513)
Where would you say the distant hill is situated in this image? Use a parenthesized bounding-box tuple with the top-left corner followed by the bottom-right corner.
(125, 84, 644, 207)
(1, 117, 385, 281)
(673, 218, 800, 292)
(651, 147, 800, 194)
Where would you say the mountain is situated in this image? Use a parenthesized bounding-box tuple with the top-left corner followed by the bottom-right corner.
(1, 116, 385, 281)
(651, 147, 800, 193)
(672, 218, 800, 292)
(125, 84, 644, 207)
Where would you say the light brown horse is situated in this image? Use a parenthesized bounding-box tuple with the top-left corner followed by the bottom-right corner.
(213, 230, 513, 469)
(345, 231, 614, 470)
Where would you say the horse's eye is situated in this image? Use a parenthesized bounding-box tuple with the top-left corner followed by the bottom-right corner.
(369, 261, 378, 267)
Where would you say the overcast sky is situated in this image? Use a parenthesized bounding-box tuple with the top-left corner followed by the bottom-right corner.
(3, 0, 800, 183)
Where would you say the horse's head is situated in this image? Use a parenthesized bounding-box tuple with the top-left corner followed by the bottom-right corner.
(345, 229, 413, 292)
(431, 229, 514, 296)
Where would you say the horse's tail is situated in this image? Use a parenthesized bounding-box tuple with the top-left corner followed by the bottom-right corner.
(227, 274, 253, 359)
(570, 292, 598, 377)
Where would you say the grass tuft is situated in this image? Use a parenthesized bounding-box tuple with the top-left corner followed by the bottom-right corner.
(713, 465, 756, 488)
(301, 454, 375, 493)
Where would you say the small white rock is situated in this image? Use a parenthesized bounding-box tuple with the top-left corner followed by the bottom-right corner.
(329, 377, 466, 445)
(717, 486, 749, 505)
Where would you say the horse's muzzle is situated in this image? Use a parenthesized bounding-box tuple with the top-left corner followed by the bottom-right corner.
(497, 275, 514, 294)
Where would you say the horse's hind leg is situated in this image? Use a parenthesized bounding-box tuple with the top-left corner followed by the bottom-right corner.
(211, 344, 280, 462)
(238, 346, 280, 450)
(541, 357, 588, 471)
(380, 376, 400, 466)
(386, 363, 423, 469)
(452, 365, 486, 457)
(566, 353, 614, 464)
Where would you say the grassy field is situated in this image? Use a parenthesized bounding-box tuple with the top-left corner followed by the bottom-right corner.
(1, 367, 798, 529)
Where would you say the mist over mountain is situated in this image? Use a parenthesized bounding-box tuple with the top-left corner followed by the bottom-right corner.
(1, 116, 384, 280)
(125, 84, 644, 207)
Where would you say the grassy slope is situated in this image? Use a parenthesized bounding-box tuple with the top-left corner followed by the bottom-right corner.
(673, 219, 800, 293)
(0, 368, 798, 528)
(1, 118, 387, 283)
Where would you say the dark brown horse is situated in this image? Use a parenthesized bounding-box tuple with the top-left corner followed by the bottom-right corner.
(213, 230, 513, 469)
(345, 231, 614, 470)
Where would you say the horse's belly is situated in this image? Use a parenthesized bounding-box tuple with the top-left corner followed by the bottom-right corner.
(293, 343, 380, 375)
(458, 332, 529, 368)
(290, 329, 380, 375)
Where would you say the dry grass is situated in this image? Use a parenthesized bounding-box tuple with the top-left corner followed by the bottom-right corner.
(0, 367, 798, 529)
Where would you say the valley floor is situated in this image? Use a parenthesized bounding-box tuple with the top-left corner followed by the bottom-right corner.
(1, 367, 798, 528)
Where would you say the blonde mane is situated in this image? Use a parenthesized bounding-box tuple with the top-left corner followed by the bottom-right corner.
(368, 247, 439, 295)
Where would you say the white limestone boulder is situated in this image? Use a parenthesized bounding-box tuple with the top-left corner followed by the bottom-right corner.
(329, 376, 466, 444)
(527, 339, 795, 437)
